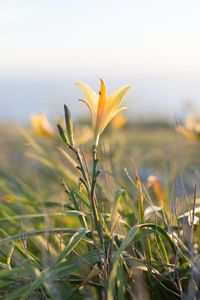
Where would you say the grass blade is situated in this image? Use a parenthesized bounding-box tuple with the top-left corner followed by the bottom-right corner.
(57, 228, 89, 263)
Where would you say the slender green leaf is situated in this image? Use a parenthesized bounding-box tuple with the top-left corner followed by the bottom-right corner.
(70, 188, 90, 208)
(108, 226, 138, 300)
(57, 228, 89, 263)
(0, 228, 83, 246)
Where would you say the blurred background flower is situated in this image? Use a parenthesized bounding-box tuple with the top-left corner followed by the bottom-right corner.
(176, 116, 200, 141)
(30, 112, 54, 137)
(111, 113, 128, 129)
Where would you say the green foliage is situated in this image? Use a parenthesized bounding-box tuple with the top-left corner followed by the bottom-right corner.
(0, 119, 200, 299)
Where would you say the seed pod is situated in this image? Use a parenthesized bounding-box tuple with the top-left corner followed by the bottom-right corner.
(57, 124, 68, 145)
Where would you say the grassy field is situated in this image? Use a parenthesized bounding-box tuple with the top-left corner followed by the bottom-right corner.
(0, 119, 200, 299)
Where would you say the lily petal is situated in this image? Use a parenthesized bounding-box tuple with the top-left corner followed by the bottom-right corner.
(102, 85, 131, 128)
(76, 83, 98, 113)
(107, 84, 131, 112)
(95, 79, 107, 133)
(79, 99, 95, 128)
(99, 107, 128, 134)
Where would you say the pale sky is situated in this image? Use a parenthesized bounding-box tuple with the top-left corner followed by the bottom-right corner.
(0, 0, 200, 121)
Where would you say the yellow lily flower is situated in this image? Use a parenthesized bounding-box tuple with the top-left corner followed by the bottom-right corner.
(176, 116, 200, 141)
(76, 79, 131, 146)
(30, 112, 54, 138)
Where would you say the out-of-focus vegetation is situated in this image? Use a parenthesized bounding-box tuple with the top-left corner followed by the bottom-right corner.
(0, 118, 200, 299)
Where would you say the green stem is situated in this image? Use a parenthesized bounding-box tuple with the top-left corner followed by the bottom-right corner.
(91, 146, 103, 244)
(94, 132, 100, 148)
(69, 145, 89, 191)
(69, 144, 103, 244)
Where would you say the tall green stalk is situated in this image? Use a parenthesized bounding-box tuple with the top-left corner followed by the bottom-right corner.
(91, 145, 103, 245)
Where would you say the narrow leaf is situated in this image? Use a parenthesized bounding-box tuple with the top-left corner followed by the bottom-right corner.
(108, 226, 138, 300)
(57, 228, 89, 263)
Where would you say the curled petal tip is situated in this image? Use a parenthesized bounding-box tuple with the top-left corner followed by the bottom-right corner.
(126, 84, 132, 90)
(100, 79, 106, 91)
(75, 82, 85, 87)
(99, 79, 106, 95)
